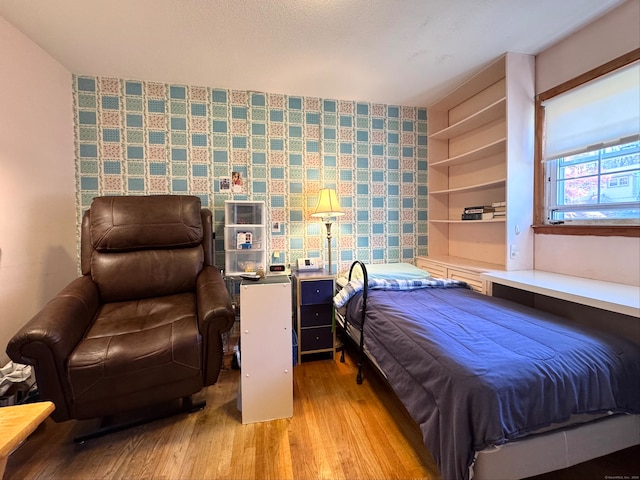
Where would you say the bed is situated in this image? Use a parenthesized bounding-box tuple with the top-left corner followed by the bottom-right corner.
(333, 261, 640, 480)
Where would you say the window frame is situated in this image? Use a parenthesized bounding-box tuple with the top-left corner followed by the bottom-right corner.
(534, 48, 640, 238)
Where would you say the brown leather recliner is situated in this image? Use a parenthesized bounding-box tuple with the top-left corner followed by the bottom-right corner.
(7, 195, 235, 435)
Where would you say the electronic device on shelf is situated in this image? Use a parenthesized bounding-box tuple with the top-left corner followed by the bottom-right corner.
(296, 258, 321, 271)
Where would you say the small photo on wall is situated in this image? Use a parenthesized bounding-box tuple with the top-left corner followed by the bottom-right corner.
(232, 171, 244, 193)
(219, 176, 231, 192)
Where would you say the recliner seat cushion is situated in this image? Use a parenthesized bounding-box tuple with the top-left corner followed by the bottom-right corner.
(67, 292, 203, 413)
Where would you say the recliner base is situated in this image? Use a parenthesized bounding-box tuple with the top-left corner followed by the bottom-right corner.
(73, 396, 205, 444)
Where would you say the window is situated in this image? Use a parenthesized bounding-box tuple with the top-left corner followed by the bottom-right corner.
(545, 141, 640, 222)
(537, 53, 640, 229)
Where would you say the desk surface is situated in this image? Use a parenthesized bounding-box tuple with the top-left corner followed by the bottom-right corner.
(481, 270, 640, 317)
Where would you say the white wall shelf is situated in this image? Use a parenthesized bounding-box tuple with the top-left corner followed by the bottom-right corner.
(429, 138, 506, 169)
(430, 218, 506, 224)
(429, 178, 507, 195)
(429, 97, 506, 140)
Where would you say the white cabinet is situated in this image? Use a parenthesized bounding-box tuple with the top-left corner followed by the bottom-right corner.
(239, 276, 293, 424)
(426, 52, 535, 275)
(224, 200, 267, 276)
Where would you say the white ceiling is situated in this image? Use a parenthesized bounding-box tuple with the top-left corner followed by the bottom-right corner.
(0, 0, 625, 107)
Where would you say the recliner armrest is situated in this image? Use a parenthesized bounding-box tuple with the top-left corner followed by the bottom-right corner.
(196, 266, 235, 385)
(6, 275, 100, 421)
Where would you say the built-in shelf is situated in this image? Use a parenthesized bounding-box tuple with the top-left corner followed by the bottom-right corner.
(429, 217, 506, 224)
(429, 98, 506, 141)
(429, 138, 506, 169)
(429, 178, 506, 195)
(425, 52, 535, 272)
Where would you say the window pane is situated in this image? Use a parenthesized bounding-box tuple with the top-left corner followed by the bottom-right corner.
(547, 140, 640, 223)
(600, 173, 639, 204)
(601, 144, 640, 173)
(557, 177, 599, 204)
(559, 157, 598, 179)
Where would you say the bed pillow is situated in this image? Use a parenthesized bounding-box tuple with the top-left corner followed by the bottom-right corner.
(346, 262, 431, 281)
(333, 277, 469, 309)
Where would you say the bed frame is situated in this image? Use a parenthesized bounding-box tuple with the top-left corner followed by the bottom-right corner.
(339, 261, 369, 384)
(336, 260, 639, 479)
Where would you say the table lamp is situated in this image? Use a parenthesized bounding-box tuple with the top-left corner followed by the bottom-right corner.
(311, 188, 344, 274)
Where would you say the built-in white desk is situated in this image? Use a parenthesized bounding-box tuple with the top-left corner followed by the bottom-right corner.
(481, 270, 640, 318)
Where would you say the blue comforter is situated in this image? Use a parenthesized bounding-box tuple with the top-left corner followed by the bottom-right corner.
(344, 286, 640, 480)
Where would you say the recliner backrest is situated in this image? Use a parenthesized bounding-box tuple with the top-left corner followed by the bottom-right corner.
(81, 195, 209, 303)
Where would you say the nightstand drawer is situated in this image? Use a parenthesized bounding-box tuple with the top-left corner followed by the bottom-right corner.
(300, 304, 333, 327)
(300, 326, 333, 351)
(300, 279, 334, 305)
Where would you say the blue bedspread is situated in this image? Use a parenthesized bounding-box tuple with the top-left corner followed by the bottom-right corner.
(344, 286, 640, 480)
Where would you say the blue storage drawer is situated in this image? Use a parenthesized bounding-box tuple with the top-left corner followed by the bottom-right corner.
(300, 304, 333, 327)
(300, 279, 334, 305)
(300, 326, 333, 351)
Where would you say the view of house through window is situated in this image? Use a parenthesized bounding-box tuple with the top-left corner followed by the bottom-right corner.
(546, 141, 640, 222)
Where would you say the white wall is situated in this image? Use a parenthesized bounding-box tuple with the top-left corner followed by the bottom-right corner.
(534, 0, 640, 286)
(0, 16, 77, 365)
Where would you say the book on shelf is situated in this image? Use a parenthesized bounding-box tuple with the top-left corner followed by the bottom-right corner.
(461, 212, 495, 220)
(463, 205, 495, 214)
(491, 201, 506, 207)
(493, 210, 506, 216)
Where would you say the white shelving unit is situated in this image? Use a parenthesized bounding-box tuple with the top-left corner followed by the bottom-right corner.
(418, 52, 535, 289)
(224, 200, 266, 276)
(239, 276, 293, 424)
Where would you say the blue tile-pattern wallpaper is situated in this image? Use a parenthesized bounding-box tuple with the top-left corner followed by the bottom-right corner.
(73, 76, 428, 273)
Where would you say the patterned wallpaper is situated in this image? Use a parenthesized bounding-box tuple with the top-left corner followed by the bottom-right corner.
(73, 75, 428, 273)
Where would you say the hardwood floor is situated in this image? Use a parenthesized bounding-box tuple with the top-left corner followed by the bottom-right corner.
(4, 347, 438, 480)
(4, 346, 639, 479)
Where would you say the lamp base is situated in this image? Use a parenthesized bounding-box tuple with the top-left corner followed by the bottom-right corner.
(324, 220, 333, 274)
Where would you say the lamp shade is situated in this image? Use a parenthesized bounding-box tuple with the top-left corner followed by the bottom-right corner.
(311, 188, 344, 218)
